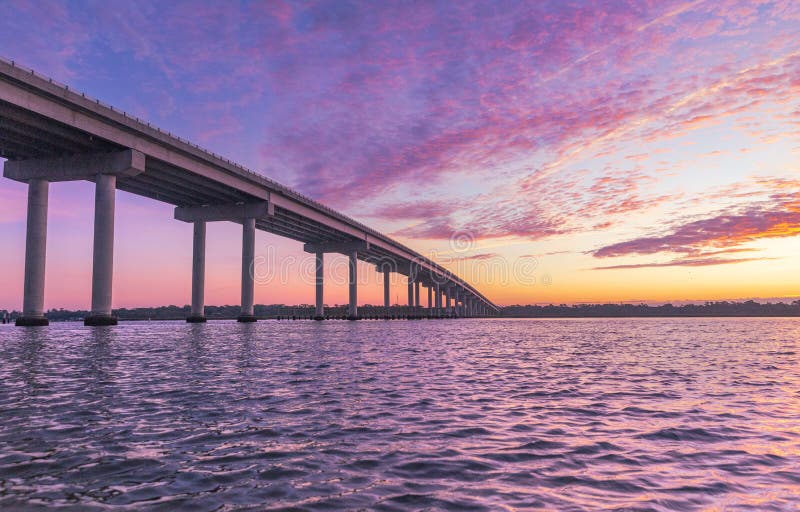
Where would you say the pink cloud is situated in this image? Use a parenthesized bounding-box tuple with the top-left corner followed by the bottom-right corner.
(3, 0, 794, 218)
(593, 188, 800, 258)
(453, 253, 500, 261)
(369, 200, 452, 221)
(592, 256, 773, 270)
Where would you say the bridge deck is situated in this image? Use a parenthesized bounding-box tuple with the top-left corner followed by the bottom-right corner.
(0, 58, 498, 311)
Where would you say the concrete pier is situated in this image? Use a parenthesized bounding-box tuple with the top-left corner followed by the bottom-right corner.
(303, 241, 368, 321)
(3, 150, 145, 327)
(427, 285, 432, 315)
(348, 250, 358, 319)
(85, 174, 117, 326)
(17, 179, 49, 326)
(383, 270, 390, 317)
(187, 221, 207, 322)
(314, 251, 324, 320)
(435, 282, 441, 317)
(237, 217, 257, 322)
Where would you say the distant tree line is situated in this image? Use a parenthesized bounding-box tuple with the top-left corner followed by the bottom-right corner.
(3, 300, 800, 322)
(501, 300, 800, 317)
(2, 304, 433, 322)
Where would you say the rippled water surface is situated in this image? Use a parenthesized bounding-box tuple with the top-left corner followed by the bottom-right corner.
(1, 318, 799, 510)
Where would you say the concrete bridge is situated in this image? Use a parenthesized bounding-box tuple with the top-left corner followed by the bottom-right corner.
(0, 58, 499, 326)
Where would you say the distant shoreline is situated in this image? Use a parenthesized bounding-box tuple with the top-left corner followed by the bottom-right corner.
(500, 314, 800, 318)
(5, 316, 800, 324)
(3, 300, 800, 322)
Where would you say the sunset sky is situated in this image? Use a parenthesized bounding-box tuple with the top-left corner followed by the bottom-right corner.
(1, 0, 799, 310)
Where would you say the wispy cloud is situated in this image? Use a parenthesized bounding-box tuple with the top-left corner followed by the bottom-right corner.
(593, 184, 800, 258)
(592, 256, 774, 270)
(452, 252, 500, 261)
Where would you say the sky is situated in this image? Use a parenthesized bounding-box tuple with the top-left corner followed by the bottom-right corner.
(1, 0, 799, 310)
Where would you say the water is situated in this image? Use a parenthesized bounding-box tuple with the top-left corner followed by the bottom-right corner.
(0, 318, 799, 511)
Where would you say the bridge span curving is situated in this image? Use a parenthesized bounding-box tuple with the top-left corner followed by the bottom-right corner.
(0, 58, 498, 326)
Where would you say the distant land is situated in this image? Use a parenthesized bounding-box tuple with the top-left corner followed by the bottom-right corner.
(501, 301, 800, 317)
(3, 300, 800, 322)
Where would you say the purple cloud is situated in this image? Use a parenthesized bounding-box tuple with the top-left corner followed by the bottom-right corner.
(592, 256, 774, 270)
(453, 252, 500, 261)
(593, 193, 800, 258)
(1, 0, 799, 255)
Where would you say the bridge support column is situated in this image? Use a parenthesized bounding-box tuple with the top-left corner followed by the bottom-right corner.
(17, 179, 49, 326)
(348, 250, 358, 320)
(415, 281, 421, 316)
(427, 285, 432, 316)
(383, 270, 390, 317)
(187, 221, 207, 323)
(407, 278, 413, 316)
(237, 217, 257, 322)
(85, 174, 117, 326)
(314, 251, 324, 320)
(435, 282, 441, 317)
(444, 288, 451, 317)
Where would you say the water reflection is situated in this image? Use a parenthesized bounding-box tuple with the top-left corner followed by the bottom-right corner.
(16, 327, 48, 392)
(0, 318, 798, 510)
